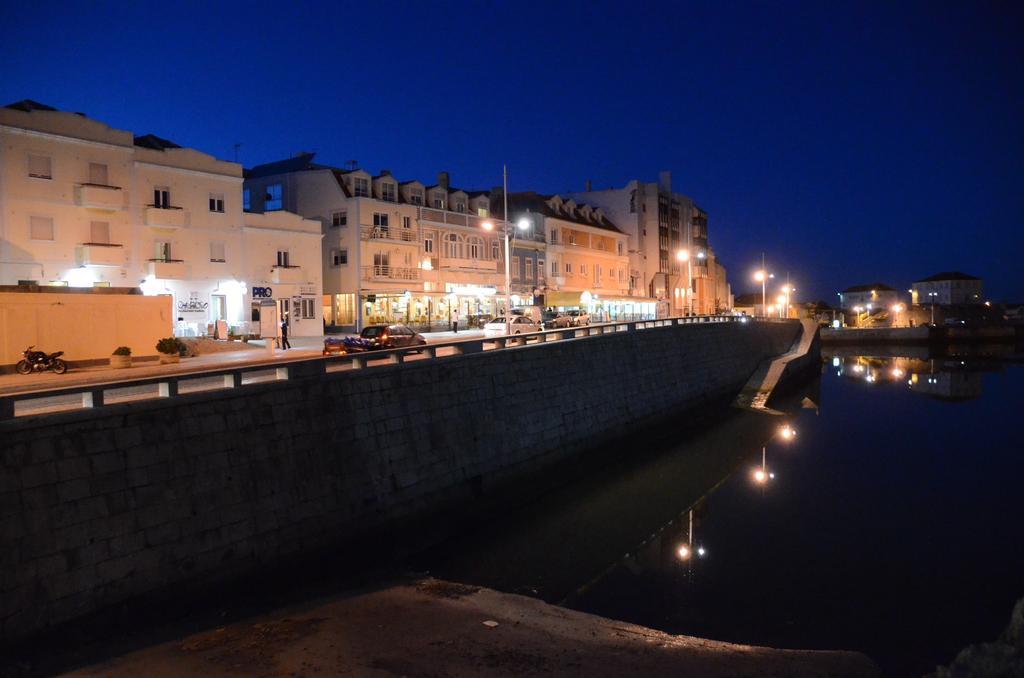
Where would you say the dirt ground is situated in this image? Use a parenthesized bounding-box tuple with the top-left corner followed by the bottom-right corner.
(69, 579, 879, 678)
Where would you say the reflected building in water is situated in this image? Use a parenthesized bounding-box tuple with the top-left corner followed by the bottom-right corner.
(827, 352, 986, 401)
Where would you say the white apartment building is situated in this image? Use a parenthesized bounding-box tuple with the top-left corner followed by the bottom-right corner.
(564, 171, 721, 315)
(245, 155, 521, 331)
(0, 100, 322, 337)
(911, 272, 984, 306)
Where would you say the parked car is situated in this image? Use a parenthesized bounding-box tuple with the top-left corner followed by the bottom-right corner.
(342, 324, 427, 352)
(483, 316, 543, 337)
(542, 310, 572, 330)
(565, 309, 591, 326)
(511, 306, 543, 324)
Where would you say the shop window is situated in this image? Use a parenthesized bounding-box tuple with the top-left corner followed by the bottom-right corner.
(28, 154, 52, 179)
(210, 241, 226, 262)
(331, 210, 347, 227)
(265, 184, 283, 210)
(30, 216, 54, 241)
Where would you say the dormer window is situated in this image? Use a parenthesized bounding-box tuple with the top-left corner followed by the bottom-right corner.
(381, 183, 396, 202)
(410, 191, 423, 205)
(432, 194, 445, 209)
(354, 177, 369, 197)
(455, 201, 466, 213)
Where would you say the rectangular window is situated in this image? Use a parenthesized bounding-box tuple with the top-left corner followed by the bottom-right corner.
(579, 263, 587, 276)
(30, 216, 54, 241)
(331, 248, 348, 266)
(265, 184, 283, 210)
(154, 241, 171, 260)
(512, 256, 520, 280)
(594, 264, 601, 282)
(424, 233, 434, 253)
(550, 228, 558, 243)
(525, 258, 534, 281)
(382, 183, 396, 202)
(551, 260, 558, 276)
(276, 250, 290, 267)
(208, 193, 225, 213)
(354, 177, 369, 197)
(301, 298, 315, 319)
(491, 241, 499, 260)
(243, 188, 251, 211)
(567, 232, 577, 245)
(88, 163, 108, 185)
(331, 210, 347, 227)
(402, 216, 411, 229)
(477, 207, 488, 217)
(89, 221, 110, 244)
(538, 259, 545, 278)
(411, 191, 423, 205)
(617, 242, 624, 255)
(455, 201, 466, 213)
(28, 154, 52, 179)
(565, 262, 572, 275)
(373, 212, 389, 228)
(210, 241, 226, 262)
(619, 269, 625, 283)
(432, 195, 445, 209)
(153, 187, 170, 208)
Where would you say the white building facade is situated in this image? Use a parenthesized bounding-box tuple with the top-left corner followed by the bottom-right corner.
(0, 100, 322, 337)
(911, 272, 983, 306)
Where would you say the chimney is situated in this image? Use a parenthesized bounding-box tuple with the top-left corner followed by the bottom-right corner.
(658, 170, 671, 194)
(438, 171, 450, 190)
(585, 179, 592, 192)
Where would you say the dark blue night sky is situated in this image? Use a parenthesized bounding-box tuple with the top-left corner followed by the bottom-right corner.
(3, 1, 1021, 302)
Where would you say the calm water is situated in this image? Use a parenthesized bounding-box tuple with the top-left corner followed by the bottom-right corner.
(413, 345, 1024, 676)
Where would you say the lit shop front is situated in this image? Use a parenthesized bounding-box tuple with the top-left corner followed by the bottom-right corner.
(358, 284, 502, 330)
(250, 284, 321, 337)
(544, 290, 657, 322)
(141, 275, 248, 337)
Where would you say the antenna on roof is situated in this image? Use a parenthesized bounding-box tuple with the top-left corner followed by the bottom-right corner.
(232, 143, 241, 163)
(345, 159, 358, 171)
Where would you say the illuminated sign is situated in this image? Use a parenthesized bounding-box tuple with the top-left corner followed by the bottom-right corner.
(253, 286, 273, 298)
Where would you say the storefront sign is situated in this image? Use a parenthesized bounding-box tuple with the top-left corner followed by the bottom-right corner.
(446, 284, 496, 296)
(253, 286, 273, 298)
(176, 292, 208, 321)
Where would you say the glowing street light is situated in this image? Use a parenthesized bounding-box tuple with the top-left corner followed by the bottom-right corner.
(484, 169, 531, 337)
(676, 509, 707, 564)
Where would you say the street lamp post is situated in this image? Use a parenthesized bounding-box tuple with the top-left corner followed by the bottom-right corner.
(928, 291, 938, 325)
(483, 164, 529, 336)
(676, 249, 691, 316)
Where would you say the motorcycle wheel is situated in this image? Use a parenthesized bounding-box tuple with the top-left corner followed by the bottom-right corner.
(16, 360, 32, 375)
(52, 359, 68, 375)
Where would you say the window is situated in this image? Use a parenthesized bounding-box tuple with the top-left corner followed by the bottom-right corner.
(567, 232, 577, 245)
(331, 248, 348, 266)
(373, 252, 389, 268)
(265, 184, 282, 210)
(491, 241, 499, 260)
(477, 207, 488, 217)
(468, 237, 483, 259)
(89, 163, 108, 185)
(538, 259, 545, 278)
(617, 242, 624, 256)
(28, 154, 52, 179)
(353, 177, 369, 197)
(402, 216, 411, 229)
(276, 250, 290, 267)
(445, 233, 463, 258)
(619, 269, 625, 283)
(30, 216, 54, 241)
(243, 188, 250, 211)
(511, 256, 520, 279)
(549, 228, 558, 243)
(89, 221, 110, 244)
(373, 212, 389, 228)
(596, 240, 604, 250)
(565, 262, 572, 275)
(410, 190, 423, 205)
(153, 187, 170, 208)
(594, 264, 602, 282)
(331, 210, 347, 227)
(551, 260, 558, 276)
(525, 258, 534, 281)
(210, 241, 226, 262)
(432, 194, 445, 209)
(424, 233, 434, 253)
(381, 183, 396, 202)
(579, 263, 587, 276)
(154, 241, 171, 260)
(455, 201, 466, 213)
(209, 193, 225, 213)
(301, 298, 315, 319)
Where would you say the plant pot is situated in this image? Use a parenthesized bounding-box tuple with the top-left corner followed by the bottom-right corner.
(158, 353, 180, 364)
(109, 355, 132, 369)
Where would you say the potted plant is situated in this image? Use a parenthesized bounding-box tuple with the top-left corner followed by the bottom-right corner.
(110, 346, 132, 369)
(156, 337, 183, 364)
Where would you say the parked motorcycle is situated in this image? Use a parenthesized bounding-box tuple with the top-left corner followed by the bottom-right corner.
(16, 346, 68, 375)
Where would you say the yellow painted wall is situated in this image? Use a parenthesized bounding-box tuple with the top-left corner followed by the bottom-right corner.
(0, 292, 172, 365)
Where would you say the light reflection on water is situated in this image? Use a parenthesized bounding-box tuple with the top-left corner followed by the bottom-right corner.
(415, 345, 1024, 677)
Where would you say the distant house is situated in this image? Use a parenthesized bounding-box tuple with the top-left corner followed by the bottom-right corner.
(837, 284, 899, 312)
(733, 292, 761, 316)
(911, 272, 983, 306)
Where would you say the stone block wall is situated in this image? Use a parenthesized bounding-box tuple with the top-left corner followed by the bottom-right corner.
(0, 320, 800, 642)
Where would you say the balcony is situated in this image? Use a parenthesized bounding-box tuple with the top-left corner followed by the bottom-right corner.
(362, 265, 421, 282)
(418, 207, 488, 230)
(74, 183, 124, 211)
(271, 265, 304, 284)
(75, 243, 124, 267)
(145, 206, 187, 228)
(147, 258, 190, 279)
(438, 256, 498, 272)
(360, 225, 417, 243)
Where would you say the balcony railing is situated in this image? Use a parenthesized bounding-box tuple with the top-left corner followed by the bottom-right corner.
(74, 183, 124, 211)
(360, 225, 417, 242)
(272, 265, 304, 284)
(362, 265, 421, 281)
(147, 258, 190, 279)
(75, 243, 124, 267)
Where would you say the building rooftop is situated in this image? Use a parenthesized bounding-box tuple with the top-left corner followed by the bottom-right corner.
(495, 192, 622, 234)
(841, 283, 896, 294)
(914, 271, 980, 283)
(133, 134, 182, 151)
(4, 99, 59, 112)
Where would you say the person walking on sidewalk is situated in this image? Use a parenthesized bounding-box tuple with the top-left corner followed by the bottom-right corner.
(450, 307, 459, 333)
(280, 314, 292, 349)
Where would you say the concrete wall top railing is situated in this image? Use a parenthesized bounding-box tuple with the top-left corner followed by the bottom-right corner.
(0, 315, 794, 423)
